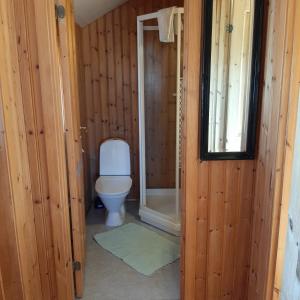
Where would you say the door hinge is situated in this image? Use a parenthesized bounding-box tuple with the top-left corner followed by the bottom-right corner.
(73, 261, 81, 271)
(55, 4, 65, 19)
(225, 24, 234, 33)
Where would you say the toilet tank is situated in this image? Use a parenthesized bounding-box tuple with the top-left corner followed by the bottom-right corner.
(99, 139, 131, 176)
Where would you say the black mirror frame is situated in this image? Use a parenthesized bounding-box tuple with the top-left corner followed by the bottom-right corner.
(200, 0, 264, 160)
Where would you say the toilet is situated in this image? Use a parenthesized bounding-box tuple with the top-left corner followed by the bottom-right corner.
(95, 139, 132, 226)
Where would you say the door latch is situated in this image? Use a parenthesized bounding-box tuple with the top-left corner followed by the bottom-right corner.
(73, 261, 81, 271)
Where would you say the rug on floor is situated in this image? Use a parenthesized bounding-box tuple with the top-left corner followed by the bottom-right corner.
(94, 222, 180, 276)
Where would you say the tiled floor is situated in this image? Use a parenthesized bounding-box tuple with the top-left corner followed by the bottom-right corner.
(80, 201, 180, 300)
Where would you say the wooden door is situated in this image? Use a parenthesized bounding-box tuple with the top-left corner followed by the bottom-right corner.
(0, 1, 44, 298)
(55, 0, 86, 297)
(75, 25, 91, 212)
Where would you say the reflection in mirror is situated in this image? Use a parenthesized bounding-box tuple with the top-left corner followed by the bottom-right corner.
(208, 0, 255, 153)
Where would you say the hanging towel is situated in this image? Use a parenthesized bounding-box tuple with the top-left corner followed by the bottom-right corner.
(157, 6, 177, 43)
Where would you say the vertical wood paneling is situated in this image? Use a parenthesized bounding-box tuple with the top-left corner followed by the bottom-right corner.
(77, 0, 183, 199)
(3, 0, 298, 299)
(200, 161, 255, 299)
(76, 24, 92, 211)
(13, 1, 58, 298)
(56, 0, 86, 296)
(273, 2, 300, 298)
(248, 0, 300, 299)
(182, 0, 257, 298)
(0, 88, 24, 300)
(0, 273, 4, 300)
(82, 26, 97, 201)
(106, 11, 118, 137)
(0, 0, 297, 299)
(195, 162, 209, 299)
(120, 4, 132, 152)
(183, 0, 300, 298)
(206, 162, 226, 298)
(114, 7, 125, 138)
(128, 1, 139, 197)
(33, 0, 75, 298)
(22, 10, 58, 293)
(253, 1, 287, 293)
(181, 0, 201, 298)
(0, 0, 44, 299)
(97, 18, 110, 138)
(249, 0, 288, 298)
(1, 0, 81, 298)
(90, 22, 102, 147)
(1, 0, 91, 298)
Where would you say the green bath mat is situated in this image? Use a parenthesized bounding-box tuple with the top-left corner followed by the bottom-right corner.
(94, 223, 180, 276)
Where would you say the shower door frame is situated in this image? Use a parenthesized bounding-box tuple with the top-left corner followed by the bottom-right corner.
(137, 8, 184, 236)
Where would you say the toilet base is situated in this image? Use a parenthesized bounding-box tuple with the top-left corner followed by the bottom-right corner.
(106, 211, 124, 227)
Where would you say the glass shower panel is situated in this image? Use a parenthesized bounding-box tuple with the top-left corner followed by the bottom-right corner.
(143, 28, 177, 220)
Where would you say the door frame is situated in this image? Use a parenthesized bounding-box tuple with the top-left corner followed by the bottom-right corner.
(55, 0, 86, 297)
(32, 0, 78, 298)
(271, 3, 300, 297)
(180, 0, 202, 298)
(34, 0, 201, 300)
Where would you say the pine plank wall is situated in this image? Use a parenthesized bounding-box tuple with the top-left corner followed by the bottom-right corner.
(182, 0, 257, 298)
(248, 1, 300, 299)
(182, 0, 300, 299)
(75, 0, 183, 202)
(0, 0, 76, 299)
(1, 0, 300, 299)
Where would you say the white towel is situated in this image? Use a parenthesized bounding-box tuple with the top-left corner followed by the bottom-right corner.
(157, 7, 177, 43)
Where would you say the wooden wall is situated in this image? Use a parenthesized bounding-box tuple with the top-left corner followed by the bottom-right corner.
(0, 2, 30, 293)
(0, 0, 47, 298)
(182, 0, 257, 298)
(13, 1, 60, 298)
(2, 0, 299, 299)
(0, 0, 77, 299)
(56, 0, 86, 295)
(0, 101, 24, 300)
(76, 0, 183, 199)
(76, 24, 92, 212)
(280, 92, 300, 300)
(182, 0, 300, 299)
(273, 3, 300, 298)
(248, 1, 300, 299)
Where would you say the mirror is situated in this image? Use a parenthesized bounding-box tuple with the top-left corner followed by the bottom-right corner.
(200, 0, 264, 160)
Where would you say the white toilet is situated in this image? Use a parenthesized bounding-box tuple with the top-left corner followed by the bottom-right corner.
(95, 139, 132, 227)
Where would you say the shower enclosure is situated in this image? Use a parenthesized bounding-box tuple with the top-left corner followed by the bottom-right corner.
(137, 8, 184, 236)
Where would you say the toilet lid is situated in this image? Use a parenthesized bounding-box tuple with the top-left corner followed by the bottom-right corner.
(95, 176, 132, 196)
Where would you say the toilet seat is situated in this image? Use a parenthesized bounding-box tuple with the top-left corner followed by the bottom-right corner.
(95, 176, 132, 197)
